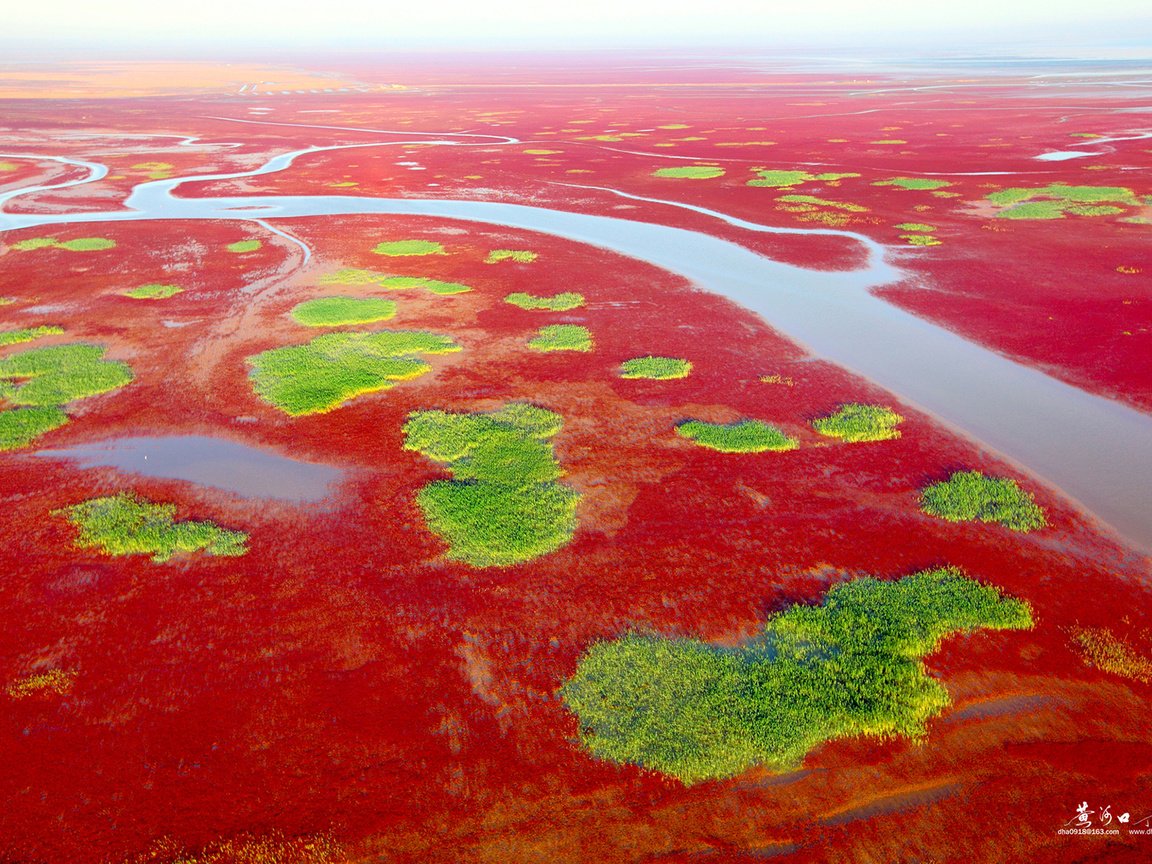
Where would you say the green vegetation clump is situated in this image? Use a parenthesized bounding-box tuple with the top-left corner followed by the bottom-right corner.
(747, 169, 859, 188)
(0, 406, 68, 450)
(485, 249, 538, 264)
(676, 419, 797, 453)
(403, 404, 579, 566)
(873, 177, 952, 190)
(12, 237, 115, 252)
(247, 329, 460, 416)
(895, 223, 936, 232)
(226, 240, 262, 253)
(813, 403, 904, 443)
(55, 493, 247, 562)
(920, 471, 1047, 531)
(777, 194, 868, 212)
(562, 567, 1032, 783)
(987, 184, 1137, 220)
(903, 234, 942, 246)
(317, 269, 472, 295)
(619, 356, 692, 380)
(504, 292, 585, 311)
(120, 284, 183, 299)
(289, 296, 397, 326)
(0, 343, 133, 407)
(528, 325, 593, 352)
(371, 240, 446, 256)
(652, 166, 725, 180)
(0, 325, 63, 346)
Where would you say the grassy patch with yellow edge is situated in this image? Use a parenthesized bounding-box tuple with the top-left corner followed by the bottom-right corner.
(748, 169, 859, 188)
(813, 403, 903, 443)
(562, 567, 1032, 783)
(226, 240, 261, 253)
(403, 403, 580, 566)
(485, 249, 538, 264)
(318, 269, 472, 295)
(120, 284, 183, 299)
(372, 240, 446, 256)
(12, 237, 116, 252)
(247, 330, 460, 416)
(0, 325, 63, 346)
(619, 356, 692, 380)
(987, 184, 1138, 220)
(528, 325, 593, 352)
(653, 166, 725, 180)
(290, 296, 397, 327)
(55, 493, 248, 562)
(676, 419, 797, 453)
(6, 669, 77, 699)
(504, 292, 584, 311)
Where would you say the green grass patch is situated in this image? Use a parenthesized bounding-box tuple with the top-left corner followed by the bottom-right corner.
(317, 269, 471, 295)
(902, 234, 942, 246)
(988, 184, 1138, 220)
(0, 325, 64, 347)
(371, 240, 446, 256)
(561, 567, 1032, 783)
(55, 493, 247, 563)
(120, 284, 183, 299)
(813, 403, 903, 443)
(873, 177, 952, 190)
(12, 237, 115, 252)
(247, 329, 460, 416)
(0, 161, 18, 172)
(778, 195, 868, 212)
(0, 406, 68, 450)
(652, 166, 725, 180)
(748, 169, 860, 188)
(0, 343, 133, 407)
(403, 404, 579, 566)
(920, 471, 1047, 531)
(290, 296, 398, 327)
(619, 356, 692, 380)
(486, 249, 538, 264)
(528, 325, 593, 352)
(504, 292, 585, 311)
(226, 240, 262, 253)
(895, 223, 936, 232)
(676, 419, 797, 453)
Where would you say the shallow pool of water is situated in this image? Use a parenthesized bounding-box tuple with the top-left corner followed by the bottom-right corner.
(37, 434, 342, 502)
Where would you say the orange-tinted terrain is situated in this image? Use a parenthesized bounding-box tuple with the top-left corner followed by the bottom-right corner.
(1, 53, 1151, 864)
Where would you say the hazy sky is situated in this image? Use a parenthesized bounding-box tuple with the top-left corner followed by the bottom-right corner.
(7, 0, 1152, 49)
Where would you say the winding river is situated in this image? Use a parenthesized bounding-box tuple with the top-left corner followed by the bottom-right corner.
(2, 131, 1150, 552)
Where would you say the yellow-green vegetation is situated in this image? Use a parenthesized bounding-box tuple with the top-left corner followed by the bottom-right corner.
(562, 567, 1032, 783)
(778, 194, 868, 213)
(319, 269, 472, 295)
(813, 403, 903, 443)
(748, 169, 859, 188)
(895, 223, 936, 232)
(920, 471, 1046, 531)
(528, 325, 593, 352)
(247, 330, 460, 416)
(0, 343, 133, 407)
(986, 184, 1138, 220)
(131, 161, 174, 179)
(5, 668, 77, 699)
(677, 419, 797, 453)
(0, 406, 69, 450)
(371, 240, 446, 256)
(1068, 626, 1152, 683)
(903, 234, 942, 246)
(0, 161, 18, 172)
(873, 178, 952, 191)
(55, 493, 248, 563)
(289, 296, 397, 327)
(120, 284, 183, 299)
(403, 403, 580, 566)
(652, 166, 725, 180)
(226, 240, 262, 253)
(0, 325, 63, 346)
(485, 249, 538, 264)
(619, 356, 692, 380)
(12, 237, 116, 252)
(505, 292, 585, 311)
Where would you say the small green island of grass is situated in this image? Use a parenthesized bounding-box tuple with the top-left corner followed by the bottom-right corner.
(528, 324, 593, 352)
(505, 292, 585, 311)
(290, 296, 398, 327)
(120, 284, 183, 300)
(619, 356, 692, 380)
(920, 470, 1047, 531)
(561, 567, 1032, 783)
(677, 419, 797, 453)
(55, 493, 247, 562)
(371, 240, 446, 256)
(403, 403, 580, 566)
(813, 403, 903, 443)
